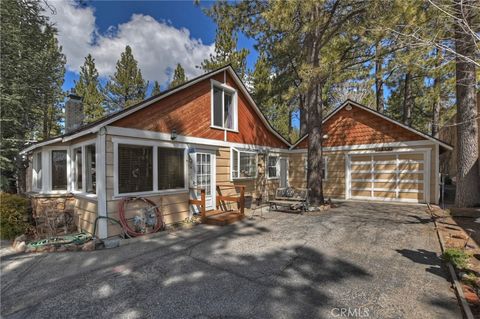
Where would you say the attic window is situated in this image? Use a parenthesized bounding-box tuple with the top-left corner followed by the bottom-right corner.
(211, 81, 237, 131)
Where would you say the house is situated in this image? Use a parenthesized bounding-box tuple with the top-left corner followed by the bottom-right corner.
(22, 65, 452, 239)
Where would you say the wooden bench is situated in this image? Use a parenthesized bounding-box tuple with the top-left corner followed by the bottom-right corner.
(269, 187, 309, 213)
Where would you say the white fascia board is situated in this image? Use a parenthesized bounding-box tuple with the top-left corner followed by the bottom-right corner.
(106, 126, 290, 154)
(20, 138, 62, 154)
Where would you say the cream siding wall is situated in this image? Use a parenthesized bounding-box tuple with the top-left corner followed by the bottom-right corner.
(75, 197, 97, 234)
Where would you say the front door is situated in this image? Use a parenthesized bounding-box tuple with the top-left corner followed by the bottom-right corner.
(192, 152, 216, 210)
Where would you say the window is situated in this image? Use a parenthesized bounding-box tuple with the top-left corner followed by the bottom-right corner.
(51, 150, 67, 190)
(157, 147, 184, 190)
(85, 144, 96, 193)
(118, 144, 153, 194)
(231, 148, 257, 179)
(73, 147, 82, 191)
(212, 83, 237, 130)
(267, 155, 279, 179)
(33, 152, 42, 190)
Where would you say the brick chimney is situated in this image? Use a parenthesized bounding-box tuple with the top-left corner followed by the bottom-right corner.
(65, 94, 83, 133)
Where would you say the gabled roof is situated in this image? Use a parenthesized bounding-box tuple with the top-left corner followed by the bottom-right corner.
(290, 99, 453, 150)
(21, 65, 291, 154)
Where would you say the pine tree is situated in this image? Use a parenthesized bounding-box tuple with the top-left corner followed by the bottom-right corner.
(0, 0, 65, 192)
(104, 45, 148, 111)
(169, 64, 188, 89)
(152, 81, 161, 96)
(74, 54, 105, 123)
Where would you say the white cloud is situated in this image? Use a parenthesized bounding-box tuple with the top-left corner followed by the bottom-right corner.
(45, 0, 214, 84)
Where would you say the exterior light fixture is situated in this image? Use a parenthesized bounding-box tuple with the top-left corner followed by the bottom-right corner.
(171, 129, 177, 140)
(322, 134, 329, 139)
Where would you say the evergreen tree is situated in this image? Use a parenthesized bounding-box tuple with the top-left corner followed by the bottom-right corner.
(169, 63, 188, 88)
(74, 54, 105, 123)
(0, 0, 65, 192)
(201, 6, 249, 79)
(104, 45, 148, 111)
(152, 81, 161, 96)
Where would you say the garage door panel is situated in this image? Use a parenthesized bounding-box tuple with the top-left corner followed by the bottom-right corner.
(373, 155, 396, 161)
(349, 152, 426, 203)
(351, 182, 371, 189)
(374, 191, 396, 199)
(399, 163, 424, 171)
(351, 190, 371, 197)
(374, 163, 397, 171)
(399, 183, 424, 191)
(398, 173, 423, 180)
(375, 182, 396, 190)
(351, 173, 371, 179)
(351, 164, 371, 172)
(398, 192, 424, 200)
(374, 173, 396, 180)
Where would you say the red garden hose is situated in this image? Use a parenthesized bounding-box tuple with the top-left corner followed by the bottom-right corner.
(118, 197, 164, 237)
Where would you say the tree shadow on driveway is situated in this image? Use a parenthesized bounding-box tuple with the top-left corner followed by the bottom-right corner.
(395, 249, 448, 279)
(1, 221, 372, 319)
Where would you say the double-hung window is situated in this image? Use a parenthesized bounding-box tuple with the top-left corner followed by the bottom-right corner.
(267, 155, 280, 179)
(51, 150, 68, 190)
(73, 144, 96, 194)
(212, 82, 237, 130)
(231, 148, 257, 179)
(116, 142, 186, 196)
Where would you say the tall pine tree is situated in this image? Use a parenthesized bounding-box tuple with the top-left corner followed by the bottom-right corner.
(169, 63, 188, 88)
(74, 54, 105, 123)
(105, 45, 148, 111)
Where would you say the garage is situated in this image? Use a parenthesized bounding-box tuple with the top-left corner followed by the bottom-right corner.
(347, 151, 430, 203)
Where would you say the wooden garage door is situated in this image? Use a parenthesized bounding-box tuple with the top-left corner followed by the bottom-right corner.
(349, 153, 425, 202)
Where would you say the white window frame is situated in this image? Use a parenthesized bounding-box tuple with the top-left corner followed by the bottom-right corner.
(70, 139, 97, 199)
(46, 146, 70, 194)
(230, 147, 258, 180)
(210, 79, 238, 132)
(112, 137, 189, 199)
(267, 154, 280, 179)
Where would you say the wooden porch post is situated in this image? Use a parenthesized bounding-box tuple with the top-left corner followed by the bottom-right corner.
(239, 186, 245, 216)
(200, 189, 206, 222)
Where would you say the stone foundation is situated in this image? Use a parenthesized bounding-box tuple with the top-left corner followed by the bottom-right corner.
(28, 194, 77, 237)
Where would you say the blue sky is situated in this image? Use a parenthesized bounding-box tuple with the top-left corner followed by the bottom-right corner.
(55, 1, 258, 92)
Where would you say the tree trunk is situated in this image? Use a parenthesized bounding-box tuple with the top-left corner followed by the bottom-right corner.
(454, 0, 480, 207)
(402, 72, 412, 125)
(288, 108, 293, 138)
(431, 48, 441, 137)
(375, 42, 384, 113)
(299, 94, 307, 136)
(307, 81, 324, 206)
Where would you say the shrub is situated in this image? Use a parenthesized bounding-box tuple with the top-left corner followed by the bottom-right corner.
(443, 248, 470, 269)
(0, 193, 31, 240)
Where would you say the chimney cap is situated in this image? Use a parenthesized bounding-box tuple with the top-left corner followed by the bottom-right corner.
(67, 93, 82, 100)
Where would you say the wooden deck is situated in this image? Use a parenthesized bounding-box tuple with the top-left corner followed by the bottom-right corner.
(204, 210, 245, 226)
(189, 185, 246, 226)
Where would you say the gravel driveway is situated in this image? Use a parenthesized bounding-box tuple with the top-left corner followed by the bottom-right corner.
(1, 201, 461, 318)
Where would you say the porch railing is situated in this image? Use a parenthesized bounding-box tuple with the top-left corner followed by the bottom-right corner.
(189, 185, 245, 222)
